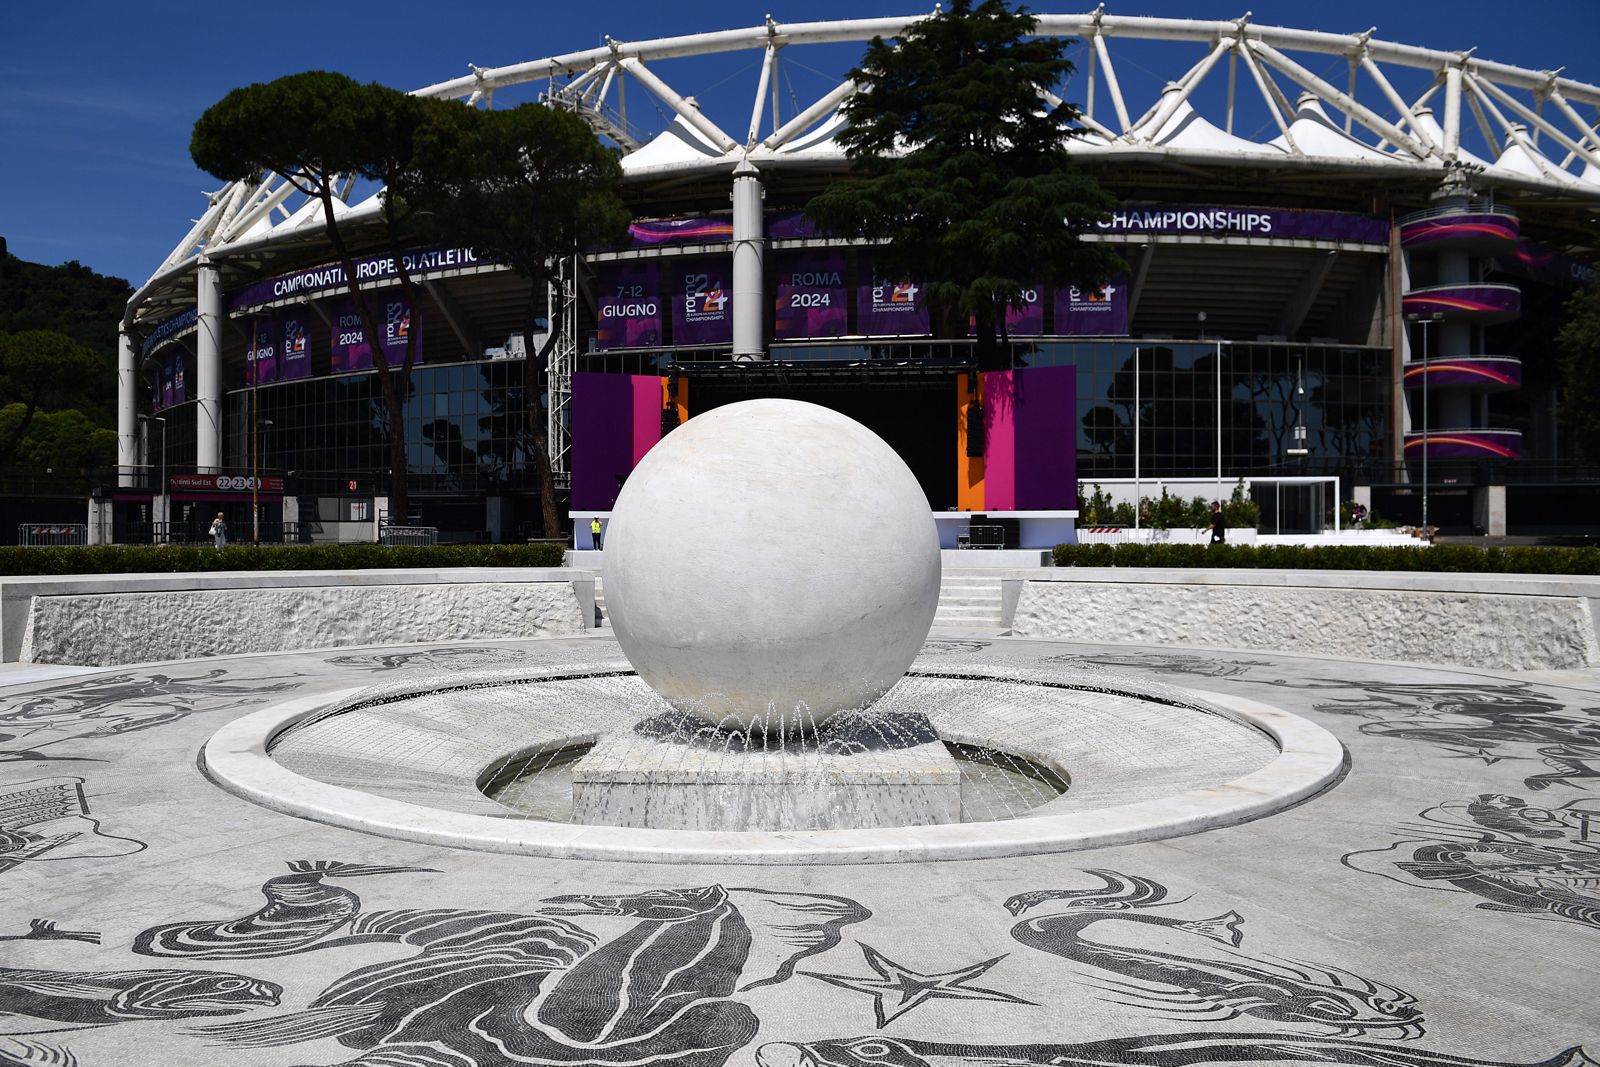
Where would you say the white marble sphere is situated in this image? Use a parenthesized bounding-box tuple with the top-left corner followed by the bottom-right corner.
(602, 398, 940, 736)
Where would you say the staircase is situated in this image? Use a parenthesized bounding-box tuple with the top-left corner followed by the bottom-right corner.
(932, 569, 1007, 631)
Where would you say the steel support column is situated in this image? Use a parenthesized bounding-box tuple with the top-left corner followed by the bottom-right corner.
(731, 159, 766, 361)
(196, 261, 224, 473)
(117, 329, 138, 488)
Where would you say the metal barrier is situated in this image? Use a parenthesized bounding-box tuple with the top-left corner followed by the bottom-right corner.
(18, 524, 88, 547)
(1075, 527, 1137, 545)
(379, 524, 440, 546)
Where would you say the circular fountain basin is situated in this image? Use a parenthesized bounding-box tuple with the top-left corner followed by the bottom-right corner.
(201, 658, 1345, 864)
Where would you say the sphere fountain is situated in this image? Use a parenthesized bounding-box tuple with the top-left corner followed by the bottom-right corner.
(581, 399, 951, 831)
(203, 400, 1345, 863)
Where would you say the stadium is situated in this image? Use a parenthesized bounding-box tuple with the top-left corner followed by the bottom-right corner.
(110, 11, 1600, 545)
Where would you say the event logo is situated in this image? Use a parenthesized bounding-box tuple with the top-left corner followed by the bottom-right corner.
(385, 300, 410, 345)
(872, 280, 920, 311)
(682, 272, 728, 320)
(283, 318, 307, 355)
(1073, 284, 1117, 305)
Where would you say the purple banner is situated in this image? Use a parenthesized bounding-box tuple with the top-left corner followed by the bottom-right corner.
(379, 293, 419, 365)
(671, 258, 733, 346)
(1494, 241, 1599, 290)
(1014, 365, 1077, 510)
(171, 354, 186, 405)
(969, 287, 1045, 338)
(160, 359, 175, 409)
(1094, 205, 1388, 244)
(628, 217, 732, 247)
(247, 317, 278, 385)
(858, 256, 930, 337)
(331, 294, 419, 372)
(1403, 359, 1521, 390)
(571, 372, 636, 511)
(1399, 213, 1518, 249)
(1404, 430, 1521, 459)
(768, 212, 820, 240)
(596, 264, 663, 350)
(1401, 285, 1521, 319)
(331, 300, 373, 372)
(1054, 275, 1129, 336)
(279, 309, 313, 381)
(227, 246, 483, 312)
(774, 251, 848, 340)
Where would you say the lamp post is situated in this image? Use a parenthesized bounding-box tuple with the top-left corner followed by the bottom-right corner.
(1405, 311, 1444, 535)
(1133, 346, 1141, 531)
(138, 414, 166, 543)
(1215, 337, 1224, 506)
(251, 364, 260, 545)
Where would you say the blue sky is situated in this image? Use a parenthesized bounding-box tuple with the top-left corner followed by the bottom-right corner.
(4, 1, 1598, 287)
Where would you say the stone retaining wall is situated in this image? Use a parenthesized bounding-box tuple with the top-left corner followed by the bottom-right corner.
(9, 570, 592, 666)
(1010, 575, 1600, 670)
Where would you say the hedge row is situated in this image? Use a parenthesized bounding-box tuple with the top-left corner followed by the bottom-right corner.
(0, 542, 569, 576)
(1053, 542, 1600, 574)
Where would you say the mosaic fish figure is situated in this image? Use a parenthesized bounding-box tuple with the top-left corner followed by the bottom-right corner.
(1396, 841, 1600, 927)
(1346, 795, 1600, 930)
(134, 859, 438, 958)
(1005, 871, 1424, 1038)
(0, 965, 280, 1027)
(754, 1032, 1597, 1067)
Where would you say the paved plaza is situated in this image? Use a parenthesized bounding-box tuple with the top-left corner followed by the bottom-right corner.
(1, 629, 1596, 1067)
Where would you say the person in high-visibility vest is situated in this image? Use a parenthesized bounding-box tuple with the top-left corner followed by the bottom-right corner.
(590, 516, 604, 550)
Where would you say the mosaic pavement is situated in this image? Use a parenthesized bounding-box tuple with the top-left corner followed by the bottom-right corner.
(0, 631, 1596, 1066)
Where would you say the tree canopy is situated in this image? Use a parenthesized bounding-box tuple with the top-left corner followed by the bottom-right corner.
(1557, 282, 1600, 462)
(0, 330, 103, 466)
(393, 101, 630, 535)
(192, 72, 630, 534)
(192, 72, 456, 522)
(0, 249, 128, 428)
(805, 0, 1119, 353)
(394, 103, 629, 284)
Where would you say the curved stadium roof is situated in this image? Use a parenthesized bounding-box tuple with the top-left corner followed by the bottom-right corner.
(127, 10, 1600, 330)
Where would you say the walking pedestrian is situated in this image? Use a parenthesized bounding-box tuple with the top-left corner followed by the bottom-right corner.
(1209, 501, 1227, 545)
(209, 511, 228, 554)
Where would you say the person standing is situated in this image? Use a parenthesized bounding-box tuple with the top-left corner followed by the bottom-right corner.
(590, 516, 604, 550)
(1209, 501, 1227, 545)
(209, 511, 228, 554)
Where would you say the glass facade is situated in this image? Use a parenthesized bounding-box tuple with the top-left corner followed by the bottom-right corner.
(222, 360, 534, 496)
(158, 339, 1389, 536)
(1012, 340, 1391, 481)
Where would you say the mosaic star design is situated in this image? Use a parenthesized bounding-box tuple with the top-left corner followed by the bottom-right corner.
(802, 942, 1034, 1027)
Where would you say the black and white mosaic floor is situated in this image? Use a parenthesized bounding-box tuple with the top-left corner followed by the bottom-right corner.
(1, 631, 1596, 1067)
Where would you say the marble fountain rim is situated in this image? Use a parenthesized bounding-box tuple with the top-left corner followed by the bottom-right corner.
(199, 663, 1348, 866)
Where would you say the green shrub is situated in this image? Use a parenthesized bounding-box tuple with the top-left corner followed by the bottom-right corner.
(1051, 542, 1600, 574)
(0, 542, 569, 577)
(1078, 478, 1259, 530)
